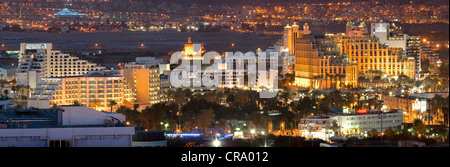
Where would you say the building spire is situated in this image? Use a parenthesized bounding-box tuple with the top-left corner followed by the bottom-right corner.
(188, 37, 192, 44)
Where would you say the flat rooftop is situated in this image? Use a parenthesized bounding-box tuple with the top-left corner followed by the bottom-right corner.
(0, 107, 127, 129)
(0, 109, 59, 129)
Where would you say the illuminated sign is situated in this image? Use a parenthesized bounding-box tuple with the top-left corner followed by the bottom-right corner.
(25, 43, 47, 50)
(343, 108, 350, 114)
(374, 24, 387, 33)
(413, 99, 420, 111)
(233, 132, 244, 137)
(357, 109, 367, 114)
(6, 51, 19, 54)
(420, 99, 427, 113)
(412, 98, 427, 113)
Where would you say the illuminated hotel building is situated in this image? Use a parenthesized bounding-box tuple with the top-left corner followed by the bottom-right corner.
(421, 45, 441, 68)
(170, 37, 279, 90)
(123, 62, 161, 107)
(17, 43, 105, 85)
(406, 36, 422, 80)
(339, 36, 416, 79)
(371, 23, 422, 80)
(293, 33, 358, 89)
(370, 23, 407, 50)
(182, 37, 206, 57)
(289, 23, 415, 89)
(51, 71, 135, 112)
(283, 22, 310, 55)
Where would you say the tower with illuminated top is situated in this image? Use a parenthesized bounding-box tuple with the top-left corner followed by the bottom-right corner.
(182, 37, 206, 59)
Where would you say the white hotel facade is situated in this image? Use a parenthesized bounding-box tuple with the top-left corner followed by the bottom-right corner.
(17, 43, 105, 86)
(299, 110, 404, 139)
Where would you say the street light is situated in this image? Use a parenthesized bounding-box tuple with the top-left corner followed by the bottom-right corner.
(213, 139, 221, 147)
(251, 129, 255, 147)
(261, 131, 267, 147)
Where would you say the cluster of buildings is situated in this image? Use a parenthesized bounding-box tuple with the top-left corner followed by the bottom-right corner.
(12, 43, 167, 111)
(0, 18, 447, 146)
(6, 34, 295, 111)
(286, 21, 441, 89)
(278, 21, 447, 141)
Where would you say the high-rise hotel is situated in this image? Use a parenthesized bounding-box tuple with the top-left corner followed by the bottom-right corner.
(287, 22, 415, 89)
(50, 71, 135, 112)
(17, 43, 105, 85)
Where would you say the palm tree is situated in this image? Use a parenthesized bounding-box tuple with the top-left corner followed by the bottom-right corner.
(89, 99, 101, 110)
(312, 76, 318, 90)
(133, 104, 140, 111)
(11, 85, 17, 100)
(331, 120, 340, 136)
(0, 74, 4, 96)
(337, 74, 346, 89)
(306, 125, 314, 138)
(331, 74, 336, 90)
(73, 100, 80, 105)
(109, 100, 118, 112)
(429, 94, 446, 125)
(293, 97, 317, 129)
(325, 73, 331, 90)
(3, 90, 8, 97)
(280, 92, 291, 107)
(317, 76, 324, 90)
(25, 85, 32, 97)
(168, 88, 190, 113)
